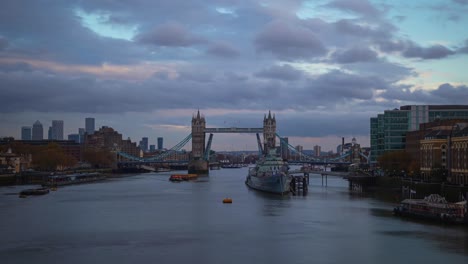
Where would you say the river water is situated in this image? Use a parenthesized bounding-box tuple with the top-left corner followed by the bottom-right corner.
(1, 168, 467, 264)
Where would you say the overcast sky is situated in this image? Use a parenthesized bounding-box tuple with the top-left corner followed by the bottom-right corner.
(1, 0, 467, 152)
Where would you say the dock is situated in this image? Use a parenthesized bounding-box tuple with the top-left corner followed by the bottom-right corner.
(290, 175, 308, 196)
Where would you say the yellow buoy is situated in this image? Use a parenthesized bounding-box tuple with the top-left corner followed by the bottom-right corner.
(222, 198, 232, 204)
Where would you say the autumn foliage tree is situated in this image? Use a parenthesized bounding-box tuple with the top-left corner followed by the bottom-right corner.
(32, 143, 77, 171)
(377, 150, 412, 176)
(82, 148, 115, 168)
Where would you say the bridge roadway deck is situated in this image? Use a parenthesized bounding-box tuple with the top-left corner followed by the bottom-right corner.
(204, 127, 263, 133)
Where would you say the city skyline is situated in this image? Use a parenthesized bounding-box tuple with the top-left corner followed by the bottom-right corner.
(1, 0, 467, 151)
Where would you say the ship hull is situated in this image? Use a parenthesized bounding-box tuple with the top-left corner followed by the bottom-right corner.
(245, 174, 291, 195)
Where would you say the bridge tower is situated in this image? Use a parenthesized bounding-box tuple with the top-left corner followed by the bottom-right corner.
(263, 111, 276, 155)
(189, 110, 209, 174)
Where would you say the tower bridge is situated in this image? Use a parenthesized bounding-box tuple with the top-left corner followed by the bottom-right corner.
(116, 110, 369, 173)
(189, 110, 276, 173)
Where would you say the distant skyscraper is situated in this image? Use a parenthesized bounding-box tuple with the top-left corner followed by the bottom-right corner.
(51, 120, 64, 140)
(85, 117, 95, 135)
(21, 126, 32, 140)
(157, 137, 163, 150)
(32, 120, 43, 140)
(68, 134, 80, 143)
(314, 145, 321, 157)
(78, 128, 85, 143)
(139, 137, 148, 152)
(149, 145, 156, 152)
(48, 126, 52, 140)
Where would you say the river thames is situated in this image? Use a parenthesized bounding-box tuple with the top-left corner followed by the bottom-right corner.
(1, 168, 467, 264)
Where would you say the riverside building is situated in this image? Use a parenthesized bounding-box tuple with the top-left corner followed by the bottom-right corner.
(370, 105, 468, 164)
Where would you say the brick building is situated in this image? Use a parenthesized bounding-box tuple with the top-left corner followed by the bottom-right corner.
(84, 126, 140, 161)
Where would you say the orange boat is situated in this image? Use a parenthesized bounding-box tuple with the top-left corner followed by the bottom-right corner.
(169, 174, 198, 181)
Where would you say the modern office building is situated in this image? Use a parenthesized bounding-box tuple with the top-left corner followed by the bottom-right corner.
(32, 120, 43, 140)
(139, 137, 148, 152)
(21, 126, 32, 140)
(85, 117, 95, 135)
(51, 120, 64, 140)
(68, 134, 80, 144)
(149, 145, 156, 152)
(370, 105, 468, 164)
(78, 128, 85, 143)
(157, 137, 163, 150)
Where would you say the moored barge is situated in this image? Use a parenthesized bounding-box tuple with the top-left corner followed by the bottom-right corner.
(393, 194, 467, 224)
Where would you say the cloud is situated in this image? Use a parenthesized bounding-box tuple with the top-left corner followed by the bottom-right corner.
(458, 39, 468, 53)
(136, 22, 205, 47)
(254, 64, 303, 81)
(305, 70, 387, 101)
(326, 0, 382, 18)
(452, 0, 468, 5)
(331, 47, 378, 63)
(0, 36, 8, 50)
(402, 44, 455, 59)
(377, 40, 455, 59)
(206, 41, 240, 58)
(431, 83, 468, 103)
(254, 20, 327, 60)
(380, 83, 468, 104)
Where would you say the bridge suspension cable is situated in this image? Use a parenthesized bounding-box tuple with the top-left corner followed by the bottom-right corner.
(117, 133, 192, 162)
(275, 133, 318, 161)
(145, 133, 192, 161)
(203, 133, 214, 161)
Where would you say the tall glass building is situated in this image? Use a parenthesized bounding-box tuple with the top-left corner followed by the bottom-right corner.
(85, 117, 95, 135)
(32, 120, 43, 140)
(370, 105, 468, 164)
(51, 120, 64, 140)
(157, 137, 163, 150)
(21, 126, 32, 140)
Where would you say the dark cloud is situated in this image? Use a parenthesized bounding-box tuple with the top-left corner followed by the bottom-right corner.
(136, 22, 205, 47)
(458, 39, 468, 53)
(402, 44, 455, 59)
(431, 83, 468, 103)
(452, 0, 468, 5)
(377, 40, 455, 59)
(254, 64, 303, 81)
(326, 0, 381, 18)
(206, 42, 240, 58)
(305, 70, 386, 101)
(333, 19, 394, 41)
(0, 62, 33, 72)
(279, 113, 370, 137)
(0, 36, 8, 50)
(380, 83, 468, 105)
(331, 47, 378, 63)
(340, 59, 415, 83)
(254, 20, 327, 60)
(393, 15, 406, 22)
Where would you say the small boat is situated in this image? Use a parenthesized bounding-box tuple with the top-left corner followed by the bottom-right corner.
(43, 172, 105, 187)
(169, 174, 198, 181)
(245, 149, 291, 195)
(19, 187, 50, 196)
(221, 164, 243, 169)
(393, 194, 467, 224)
